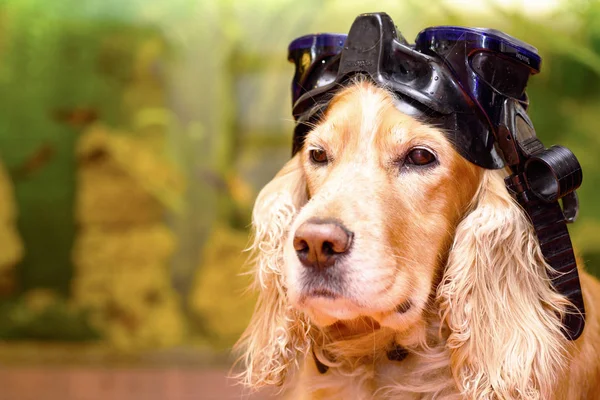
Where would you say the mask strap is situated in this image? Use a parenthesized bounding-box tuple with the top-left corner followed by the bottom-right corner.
(500, 99, 585, 340)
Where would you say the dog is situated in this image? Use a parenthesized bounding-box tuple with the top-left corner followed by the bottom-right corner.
(235, 77, 600, 399)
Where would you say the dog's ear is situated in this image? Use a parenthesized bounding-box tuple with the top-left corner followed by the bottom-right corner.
(234, 155, 310, 389)
(438, 170, 570, 399)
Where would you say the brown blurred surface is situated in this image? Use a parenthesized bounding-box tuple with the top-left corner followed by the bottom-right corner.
(0, 367, 278, 400)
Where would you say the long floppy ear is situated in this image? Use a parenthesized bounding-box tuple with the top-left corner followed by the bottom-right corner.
(234, 155, 310, 389)
(438, 170, 571, 399)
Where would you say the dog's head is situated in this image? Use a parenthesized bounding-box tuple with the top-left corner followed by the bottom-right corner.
(237, 78, 569, 398)
(283, 80, 481, 331)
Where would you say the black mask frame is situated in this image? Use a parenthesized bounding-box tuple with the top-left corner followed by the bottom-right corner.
(287, 12, 585, 340)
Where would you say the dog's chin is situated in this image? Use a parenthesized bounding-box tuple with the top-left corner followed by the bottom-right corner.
(295, 292, 425, 336)
(300, 296, 364, 326)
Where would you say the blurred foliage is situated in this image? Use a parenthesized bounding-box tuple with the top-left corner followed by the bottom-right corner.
(0, 0, 598, 354)
(71, 117, 186, 350)
(0, 289, 99, 341)
(188, 224, 255, 350)
(0, 159, 23, 295)
(74, 124, 185, 221)
(0, 0, 172, 294)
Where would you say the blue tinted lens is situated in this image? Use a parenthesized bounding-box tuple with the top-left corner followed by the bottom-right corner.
(415, 26, 541, 72)
(288, 34, 347, 105)
(288, 33, 347, 53)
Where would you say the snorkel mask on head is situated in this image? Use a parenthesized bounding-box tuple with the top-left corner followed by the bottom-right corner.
(287, 12, 585, 340)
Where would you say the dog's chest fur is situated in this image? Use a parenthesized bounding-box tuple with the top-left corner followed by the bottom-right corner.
(287, 350, 459, 400)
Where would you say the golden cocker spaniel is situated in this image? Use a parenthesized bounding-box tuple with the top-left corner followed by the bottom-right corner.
(235, 78, 600, 399)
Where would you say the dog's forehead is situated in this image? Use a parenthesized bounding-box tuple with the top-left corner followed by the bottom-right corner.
(310, 82, 446, 149)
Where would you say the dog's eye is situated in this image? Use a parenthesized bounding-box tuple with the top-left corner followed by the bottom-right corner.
(309, 149, 328, 164)
(405, 148, 436, 166)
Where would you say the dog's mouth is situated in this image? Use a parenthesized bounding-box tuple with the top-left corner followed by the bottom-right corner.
(299, 283, 414, 315)
(295, 271, 418, 328)
(297, 285, 363, 324)
(306, 288, 340, 300)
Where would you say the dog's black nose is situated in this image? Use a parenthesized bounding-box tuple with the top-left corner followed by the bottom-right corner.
(293, 220, 353, 269)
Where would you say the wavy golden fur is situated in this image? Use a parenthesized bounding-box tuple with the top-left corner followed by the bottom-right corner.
(234, 79, 600, 399)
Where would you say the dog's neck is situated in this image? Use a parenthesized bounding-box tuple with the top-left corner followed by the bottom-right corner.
(311, 308, 448, 370)
(302, 310, 458, 399)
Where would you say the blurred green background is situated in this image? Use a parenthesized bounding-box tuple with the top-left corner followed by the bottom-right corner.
(0, 0, 599, 376)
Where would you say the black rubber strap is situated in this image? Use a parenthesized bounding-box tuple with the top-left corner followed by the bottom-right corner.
(506, 174, 586, 340)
